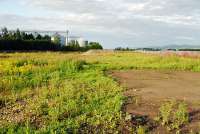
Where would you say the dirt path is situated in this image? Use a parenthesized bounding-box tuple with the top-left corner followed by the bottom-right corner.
(111, 70, 200, 133)
(112, 70, 200, 103)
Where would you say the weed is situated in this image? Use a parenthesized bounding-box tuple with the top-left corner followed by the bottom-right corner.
(171, 102, 189, 130)
(136, 126, 146, 134)
(158, 100, 189, 131)
(159, 100, 175, 125)
(40, 101, 49, 115)
(132, 95, 142, 106)
(125, 112, 132, 121)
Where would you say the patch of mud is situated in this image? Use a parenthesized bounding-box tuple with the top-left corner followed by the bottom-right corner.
(112, 70, 200, 133)
(112, 70, 200, 103)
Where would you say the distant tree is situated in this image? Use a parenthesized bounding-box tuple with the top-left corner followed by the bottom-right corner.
(15, 28, 22, 40)
(21, 32, 26, 40)
(28, 33, 35, 40)
(1, 27, 9, 39)
(36, 34, 42, 40)
(7, 32, 15, 40)
(88, 42, 103, 49)
(43, 35, 51, 40)
(115, 47, 122, 50)
(52, 35, 60, 46)
(115, 47, 136, 51)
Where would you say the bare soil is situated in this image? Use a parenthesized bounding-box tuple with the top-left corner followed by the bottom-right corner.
(111, 70, 200, 133)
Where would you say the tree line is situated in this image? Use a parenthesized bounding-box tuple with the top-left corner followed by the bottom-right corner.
(0, 27, 103, 51)
(115, 47, 200, 52)
(0, 27, 51, 41)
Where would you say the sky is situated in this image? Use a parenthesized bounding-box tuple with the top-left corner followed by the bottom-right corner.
(0, 0, 200, 48)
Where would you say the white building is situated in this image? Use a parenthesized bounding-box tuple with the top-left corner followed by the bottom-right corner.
(51, 34, 88, 47)
(69, 36, 88, 47)
(51, 33, 68, 46)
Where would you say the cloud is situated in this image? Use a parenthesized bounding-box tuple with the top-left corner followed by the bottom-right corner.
(1, 0, 200, 48)
(18, 0, 200, 26)
(176, 36, 195, 41)
(130, 14, 199, 26)
(127, 2, 150, 11)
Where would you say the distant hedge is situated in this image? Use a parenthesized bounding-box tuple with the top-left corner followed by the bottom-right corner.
(0, 40, 59, 51)
(178, 49, 200, 51)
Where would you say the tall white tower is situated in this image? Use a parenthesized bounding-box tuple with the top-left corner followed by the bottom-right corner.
(66, 30, 69, 46)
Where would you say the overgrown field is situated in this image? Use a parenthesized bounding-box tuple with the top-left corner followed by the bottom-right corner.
(1, 52, 200, 133)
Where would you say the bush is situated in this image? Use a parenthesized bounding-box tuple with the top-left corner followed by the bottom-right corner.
(171, 103, 189, 130)
(159, 100, 175, 125)
(158, 101, 189, 131)
(136, 126, 146, 134)
(87, 42, 103, 50)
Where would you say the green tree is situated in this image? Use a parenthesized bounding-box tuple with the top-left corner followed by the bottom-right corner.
(36, 34, 42, 40)
(21, 32, 26, 40)
(88, 42, 103, 49)
(28, 33, 35, 40)
(43, 35, 51, 40)
(1, 27, 9, 39)
(15, 28, 22, 40)
(52, 35, 60, 45)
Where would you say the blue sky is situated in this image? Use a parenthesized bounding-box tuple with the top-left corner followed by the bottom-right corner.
(1, 0, 200, 48)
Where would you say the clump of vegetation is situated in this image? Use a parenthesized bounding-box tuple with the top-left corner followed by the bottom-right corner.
(158, 100, 189, 131)
(159, 100, 175, 125)
(136, 126, 146, 134)
(132, 95, 142, 106)
(171, 102, 189, 130)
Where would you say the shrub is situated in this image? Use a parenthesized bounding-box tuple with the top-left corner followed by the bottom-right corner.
(159, 100, 175, 125)
(87, 42, 103, 50)
(158, 101, 189, 131)
(171, 102, 189, 130)
(58, 60, 86, 74)
(136, 126, 146, 134)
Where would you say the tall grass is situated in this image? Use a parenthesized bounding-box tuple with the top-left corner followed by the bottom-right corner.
(1, 52, 200, 133)
(0, 53, 123, 133)
(85, 52, 200, 71)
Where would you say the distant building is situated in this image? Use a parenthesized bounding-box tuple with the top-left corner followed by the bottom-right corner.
(69, 36, 88, 47)
(51, 34, 88, 47)
(51, 33, 67, 46)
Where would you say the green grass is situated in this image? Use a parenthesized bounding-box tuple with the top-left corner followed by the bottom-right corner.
(0, 52, 200, 133)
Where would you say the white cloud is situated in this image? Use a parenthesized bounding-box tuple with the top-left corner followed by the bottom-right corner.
(133, 14, 195, 25)
(127, 3, 149, 11)
(176, 36, 195, 40)
(1, 0, 200, 48)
